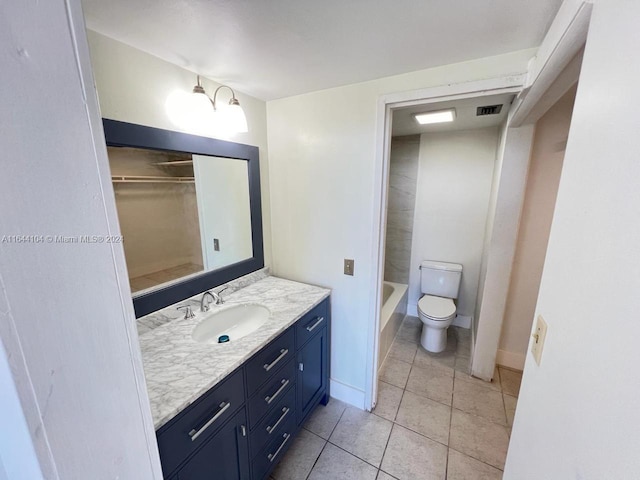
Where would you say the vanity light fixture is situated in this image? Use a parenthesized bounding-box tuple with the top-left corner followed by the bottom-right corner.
(166, 75, 248, 135)
(414, 108, 456, 125)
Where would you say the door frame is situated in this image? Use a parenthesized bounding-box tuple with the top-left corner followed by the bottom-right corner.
(364, 76, 526, 410)
(364, 0, 593, 408)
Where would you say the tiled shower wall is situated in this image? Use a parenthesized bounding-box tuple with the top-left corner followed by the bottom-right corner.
(384, 136, 420, 284)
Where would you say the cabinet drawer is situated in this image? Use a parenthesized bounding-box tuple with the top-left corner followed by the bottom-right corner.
(250, 386, 295, 458)
(251, 415, 296, 480)
(157, 369, 245, 477)
(295, 301, 328, 348)
(246, 328, 294, 396)
(248, 359, 295, 429)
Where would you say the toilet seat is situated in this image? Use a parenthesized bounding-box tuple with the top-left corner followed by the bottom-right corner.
(418, 295, 456, 320)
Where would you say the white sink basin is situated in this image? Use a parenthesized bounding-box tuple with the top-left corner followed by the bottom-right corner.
(191, 304, 271, 344)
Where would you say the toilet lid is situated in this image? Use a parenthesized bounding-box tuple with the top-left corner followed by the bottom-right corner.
(418, 295, 456, 320)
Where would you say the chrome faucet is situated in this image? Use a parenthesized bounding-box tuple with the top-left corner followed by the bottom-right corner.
(201, 286, 229, 312)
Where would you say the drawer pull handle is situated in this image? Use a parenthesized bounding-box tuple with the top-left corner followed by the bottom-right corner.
(263, 348, 289, 372)
(266, 407, 290, 434)
(188, 401, 231, 442)
(306, 316, 324, 332)
(265, 379, 289, 404)
(268, 433, 291, 463)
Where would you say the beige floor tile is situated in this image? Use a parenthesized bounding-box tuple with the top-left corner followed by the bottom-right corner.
(373, 381, 403, 421)
(396, 321, 421, 344)
(498, 368, 522, 397)
(308, 443, 378, 480)
(379, 358, 412, 389)
(395, 390, 451, 445)
(376, 471, 396, 480)
(453, 379, 507, 426)
(381, 424, 447, 480)
(272, 429, 326, 480)
(388, 339, 418, 364)
(454, 367, 501, 392)
(454, 355, 471, 374)
(303, 398, 348, 439)
(449, 410, 509, 470)
(447, 449, 503, 480)
(503, 394, 517, 427)
(405, 363, 454, 406)
(413, 346, 456, 371)
(329, 407, 393, 467)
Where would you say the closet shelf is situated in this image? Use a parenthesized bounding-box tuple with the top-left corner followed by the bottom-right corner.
(154, 160, 193, 166)
(111, 175, 195, 184)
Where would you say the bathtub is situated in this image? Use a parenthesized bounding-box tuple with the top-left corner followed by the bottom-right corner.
(378, 281, 409, 371)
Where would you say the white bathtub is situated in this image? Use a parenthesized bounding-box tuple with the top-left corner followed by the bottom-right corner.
(378, 281, 408, 371)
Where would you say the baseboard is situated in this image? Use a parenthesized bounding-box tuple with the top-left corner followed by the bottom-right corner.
(329, 379, 365, 410)
(496, 349, 526, 371)
(406, 304, 471, 330)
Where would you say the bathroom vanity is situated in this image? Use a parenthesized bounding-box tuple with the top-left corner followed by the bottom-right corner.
(138, 275, 331, 480)
(104, 120, 331, 478)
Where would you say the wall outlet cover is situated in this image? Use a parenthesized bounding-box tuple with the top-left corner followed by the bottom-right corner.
(344, 259, 354, 276)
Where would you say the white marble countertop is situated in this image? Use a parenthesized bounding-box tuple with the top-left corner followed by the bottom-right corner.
(138, 275, 330, 430)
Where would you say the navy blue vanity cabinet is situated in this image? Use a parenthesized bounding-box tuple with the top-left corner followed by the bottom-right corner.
(177, 408, 250, 480)
(295, 300, 330, 425)
(157, 369, 245, 478)
(158, 296, 330, 480)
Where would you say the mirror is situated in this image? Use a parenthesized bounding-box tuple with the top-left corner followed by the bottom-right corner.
(103, 119, 263, 317)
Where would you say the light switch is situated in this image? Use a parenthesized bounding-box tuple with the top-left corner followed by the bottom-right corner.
(344, 259, 354, 276)
(531, 315, 548, 365)
(213, 238, 220, 251)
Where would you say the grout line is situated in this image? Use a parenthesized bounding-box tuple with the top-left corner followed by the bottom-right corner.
(303, 405, 348, 480)
(326, 439, 386, 471)
(448, 446, 505, 473)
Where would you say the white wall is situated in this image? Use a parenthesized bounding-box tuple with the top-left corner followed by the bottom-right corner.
(505, 1, 640, 477)
(408, 128, 498, 318)
(266, 49, 534, 405)
(0, 341, 43, 480)
(86, 30, 273, 269)
(0, 1, 161, 477)
(498, 86, 576, 370)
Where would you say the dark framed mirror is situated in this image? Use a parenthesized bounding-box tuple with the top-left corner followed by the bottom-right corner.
(103, 119, 264, 318)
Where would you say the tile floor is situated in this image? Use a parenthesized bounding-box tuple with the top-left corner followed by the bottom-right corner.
(271, 316, 523, 480)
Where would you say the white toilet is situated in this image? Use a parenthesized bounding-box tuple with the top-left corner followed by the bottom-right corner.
(417, 260, 463, 353)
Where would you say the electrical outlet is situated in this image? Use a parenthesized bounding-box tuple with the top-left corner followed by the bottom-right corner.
(531, 315, 548, 365)
(344, 259, 354, 276)
(213, 238, 220, 251)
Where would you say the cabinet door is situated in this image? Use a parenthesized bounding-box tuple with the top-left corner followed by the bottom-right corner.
(178, 408, 250, 480)
(296, 327, 328, 423)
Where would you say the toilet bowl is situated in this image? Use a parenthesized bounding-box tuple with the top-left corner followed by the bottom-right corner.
(417, 294, 456, 353)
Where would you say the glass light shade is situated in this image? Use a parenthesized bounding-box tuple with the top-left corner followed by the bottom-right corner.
(166, 90, 215, 135)
(216, 102, 248, 134)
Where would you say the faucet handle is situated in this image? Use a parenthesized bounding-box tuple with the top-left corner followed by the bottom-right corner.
(177, 305, 195, 319)
(214, 286, 229, 304)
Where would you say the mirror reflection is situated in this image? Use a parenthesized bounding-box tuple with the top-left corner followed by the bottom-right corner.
(108, 146, 252, 294)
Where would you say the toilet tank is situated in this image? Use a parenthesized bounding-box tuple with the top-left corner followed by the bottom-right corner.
(420, 260, 463, 299)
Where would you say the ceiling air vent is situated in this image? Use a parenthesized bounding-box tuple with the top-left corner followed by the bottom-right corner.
(476, 104, 503, 116)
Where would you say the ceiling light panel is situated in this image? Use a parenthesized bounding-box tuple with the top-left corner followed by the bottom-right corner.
(414, 109, 456, 125)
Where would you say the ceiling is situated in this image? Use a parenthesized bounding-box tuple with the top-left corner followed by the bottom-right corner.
(392, 93, 515, 136)
(81, 0, 562, 101)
